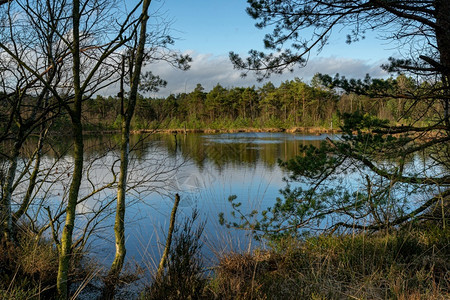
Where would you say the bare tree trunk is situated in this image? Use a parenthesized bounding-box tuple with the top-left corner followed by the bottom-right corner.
(109, 56, 127, 278)
(435, 0, 450, 127)
(57, 120, 83, 298)
(109, 0, 152, 280)
(57, 119, 83, 299)
(302, 94, 305, 123)
(1, 141, 20, 241)
(157, 193, 180, 279)
(57, 1, 83, 298)
(12, 126, 47, 229)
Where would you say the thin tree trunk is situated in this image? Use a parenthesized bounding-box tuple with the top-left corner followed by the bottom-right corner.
(13, 126, 47, 225)
(57, 119, 83, 299)
(109, 57, 128, 278)
(157, 193, 180, 279)
(302, 94, 305, 123)
(1, 141, 20, 241)
(109, 0, 152, 279)
(106, 121, 129, 282)
(57, 0, 83, 297)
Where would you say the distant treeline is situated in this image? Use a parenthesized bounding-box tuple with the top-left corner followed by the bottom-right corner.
(82, 75, 436, 131)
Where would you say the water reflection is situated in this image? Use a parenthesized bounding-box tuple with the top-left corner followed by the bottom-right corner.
(5, 132, 338, 267)
(79, 132, 331, 265)
(144, 132, 331, 170)
(8, 130, 442, 274)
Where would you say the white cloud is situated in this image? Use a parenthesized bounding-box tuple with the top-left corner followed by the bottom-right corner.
(102, 51, 390, 98)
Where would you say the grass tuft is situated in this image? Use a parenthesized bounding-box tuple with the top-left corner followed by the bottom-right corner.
(207, 225, 449, 299)
(141, 210, 207, 300)
(0, 228, 59, 299)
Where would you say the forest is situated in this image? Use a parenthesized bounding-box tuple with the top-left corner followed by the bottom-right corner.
(82, 74, 436, 131)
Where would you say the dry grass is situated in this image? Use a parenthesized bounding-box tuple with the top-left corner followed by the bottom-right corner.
(0, 225, 89, 299)
(140, 210, 207, 300)
(206, 225, 449, 299)
(0, 231, 59, 299)
(1, 220, 448, 299)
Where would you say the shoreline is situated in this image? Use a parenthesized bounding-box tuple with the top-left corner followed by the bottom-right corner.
(84, 126, 341, 135)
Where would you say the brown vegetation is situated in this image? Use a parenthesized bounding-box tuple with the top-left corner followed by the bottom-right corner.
(208, 226, 449, 299)
(129, 126, 340, 135)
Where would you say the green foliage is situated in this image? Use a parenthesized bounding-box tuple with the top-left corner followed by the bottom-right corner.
(73, 76, 430, 131)
(221, 107, 448, 237)
(340, 111, 389, 133)
(260, 116, 285, 129)
(279, 143, 341, 180)
(225, 2, 449, 241)
(64, 74, 443, 134)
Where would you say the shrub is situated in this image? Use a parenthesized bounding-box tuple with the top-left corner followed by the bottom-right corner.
(141, 210, 207, 300)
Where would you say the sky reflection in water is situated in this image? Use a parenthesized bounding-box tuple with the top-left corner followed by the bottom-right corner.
(82, 132, 331, 267)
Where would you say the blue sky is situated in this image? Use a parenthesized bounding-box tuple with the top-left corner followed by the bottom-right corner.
(137, 0, 398, 97)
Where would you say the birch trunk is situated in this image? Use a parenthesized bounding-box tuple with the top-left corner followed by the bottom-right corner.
(109, 0, 152, 279)
(1, 141, 20, 241)
(57, 0, 83, 297)
(157, 193, 180, 279)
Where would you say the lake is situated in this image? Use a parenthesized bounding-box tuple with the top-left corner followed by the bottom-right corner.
(11, 129, 437, 282)
(19, 131, 332, 271)
(15, 128, 438, 273)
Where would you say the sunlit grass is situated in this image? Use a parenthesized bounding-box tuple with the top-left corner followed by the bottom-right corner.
(207, 224, 449, 299)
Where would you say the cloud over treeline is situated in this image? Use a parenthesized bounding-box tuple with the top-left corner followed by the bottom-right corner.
(102, 51, 389, 98)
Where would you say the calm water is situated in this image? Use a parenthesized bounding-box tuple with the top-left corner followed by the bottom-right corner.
(13, 130, 438, 274)
(96, 132, 334, 267)
(7, 133, 338, 267)
(15, 130, 438, 269)
(24, 132, 333, 268)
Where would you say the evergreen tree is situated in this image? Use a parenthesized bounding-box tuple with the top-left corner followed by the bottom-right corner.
(225, 0, 450, 235)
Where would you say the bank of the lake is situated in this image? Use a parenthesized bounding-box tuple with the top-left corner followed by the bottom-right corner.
(2, 221, 448, 299)
(134, 126, 340, 134)
(81, 126, 341, 136)
(199, 223, 449, 300)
